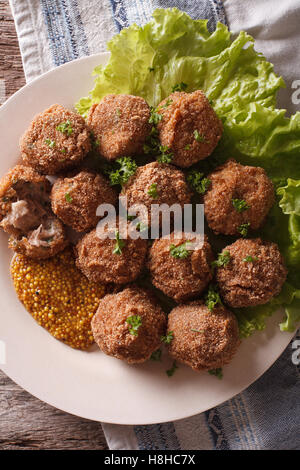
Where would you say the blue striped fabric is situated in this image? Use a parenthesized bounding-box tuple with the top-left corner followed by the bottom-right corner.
(40, 0, 89, 65)
(19, 0, 300, 449)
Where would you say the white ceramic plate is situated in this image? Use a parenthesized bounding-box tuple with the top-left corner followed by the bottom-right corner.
(0, 53, 295, 425)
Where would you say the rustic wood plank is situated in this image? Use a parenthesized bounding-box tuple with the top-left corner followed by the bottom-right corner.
(0, 0, 108, 449)
(0, 370, 108, 450)
(0, 1, 25, 99)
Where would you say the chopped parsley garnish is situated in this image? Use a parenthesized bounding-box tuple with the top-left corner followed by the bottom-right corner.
(238, 222, 250, 237)
(136, 221, 148, 233)
(187, 170, 211, 195)
(243, 255, 258, 263)
(56, 120, 73, 136)
(193, 130, 205, 143)
(169, 241, 191, 259)
(208, 368, 223, 380)
(172, 82, 188, 92)
(205, 285, 222, 312)
(212, 250, 231, 269)
(60, 148, 66, 154)
(116, 108, 121, 118)
(161, 331, 174, 344)
(45, 138, 56, 148)
(150, 349, 162, 361)
(126, 315, 142, 336)
(65, 192, 72, 203)
(149, 106, 163, 125)
(107, 157, 137, 186)
(232, 198, 250, 213)
(184, 144, 191, 150)
(159, 98, 173, 109)
(191, 328, 204, 333)
(147, 183, 159, 199)
(166, 361, 178, 377)
(127, 214, 148, 233)
(113, 230, 125, 255)
(157, 145, 173, 164)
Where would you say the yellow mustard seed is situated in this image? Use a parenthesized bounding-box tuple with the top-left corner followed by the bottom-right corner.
(10, 248, 105, 350)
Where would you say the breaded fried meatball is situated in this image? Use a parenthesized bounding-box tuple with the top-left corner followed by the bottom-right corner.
(216, 238, 287, 308)
(122, 162, 191, 225)
(75, 222, 148, 285)
(148, 234, 214, 302)
(91, 286, 166, 364)
(167, 301, 240, 372)
(0, 165, 68, 259)
(87, 94, 151, 161)
(156, 90, 223, 167)
(51, 170, 117, 232)
(8, 217, 67, 259)
(20, 104, 91, 174)
(204, 159, 274, 236)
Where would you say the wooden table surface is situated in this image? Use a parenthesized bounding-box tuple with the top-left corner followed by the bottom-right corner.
(0, 1, 108, 450)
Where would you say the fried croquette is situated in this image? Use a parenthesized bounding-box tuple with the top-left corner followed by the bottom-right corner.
(87, 94, 151, 161)
(204, 159, 274, 236)
(20, 104, 91, 174)
(148, 233, 214, 302)
(51, 170, 117, 232)
(91, 286, 166, 364)
(167, 301, 240, 371)
(0, 165, 68, 259)
(216, 238, 287, 307)
(157, 90, 223, 167)
(122, 161, 191, 225)
(75, 222, 148, 285)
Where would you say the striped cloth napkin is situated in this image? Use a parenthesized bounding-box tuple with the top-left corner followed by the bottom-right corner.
(9, 0, 300, 450)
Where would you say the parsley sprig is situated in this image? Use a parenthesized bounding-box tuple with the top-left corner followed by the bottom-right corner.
(161, 331, 174, 344)
(243, 255, 258, 263)
(147, 183, 159, 199)
(157, 145, 173, 164)
(149, 106, 163, 125)
(208, 368, 223, 380)
(106, 157, 137, 186)
(56, 120, 73, 136)
(169, 241, 191, 259)
(166, 361, 178, 377)
(193, 129, 206, 143)
(172, 82, 188, 92)
(212, 250, 231, 269)
(65, 192, 72, 203)
(232, 198, 250, 213)
(113, 230, 125, 255)
(126, 315, 142, 336)
(187, 170, 211, 195)
(205, 285, 222, 312)
(238, 222, 250, 237)
(150, 349, 162, 361)
(45, 138, 56, 149)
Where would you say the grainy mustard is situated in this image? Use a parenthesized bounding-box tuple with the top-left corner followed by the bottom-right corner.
(10, 248, 104, 350)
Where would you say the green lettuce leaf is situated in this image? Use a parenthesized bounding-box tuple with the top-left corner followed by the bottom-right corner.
(76, 7, 300, 335)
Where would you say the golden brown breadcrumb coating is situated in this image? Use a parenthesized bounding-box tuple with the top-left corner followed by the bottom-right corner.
(51, 170, 117, 232)
(204, 159, 274, 236)
(157, 90, 223, 167)
(75, 222, 148, 285)
(216, 238, 287, 308)
(87, 94, 151, 161)
(20, 104, 91, 174)
(167, 301, 240, 371)
(91, 286, 166, 364)
(148, 233, 214, 302)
